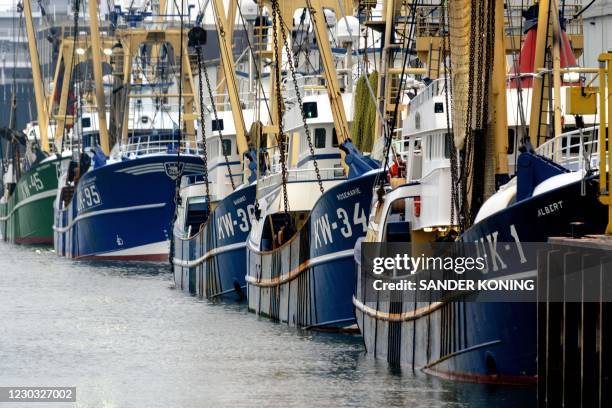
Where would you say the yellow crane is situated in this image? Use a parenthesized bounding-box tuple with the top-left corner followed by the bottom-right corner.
(87, 0, 111, 155)
(22, 0, 50, 151)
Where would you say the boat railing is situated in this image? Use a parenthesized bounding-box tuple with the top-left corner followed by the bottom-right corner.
(201, 92, 260, 112)
(118, 137, 203, 157)
(409, 78, 447, 109)
(259, 167, 345, 189)
(535, 127, 603, 172)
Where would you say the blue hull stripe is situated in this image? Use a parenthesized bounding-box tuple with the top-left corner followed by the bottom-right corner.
(297, 153, 341, 168)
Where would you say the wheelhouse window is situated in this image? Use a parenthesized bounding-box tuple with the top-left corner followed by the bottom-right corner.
(81, 117, 92, 128)
(332, 128, 339, 147)
(221, 139, 232, 156)
(303, 102, 318, 118)
(212, 119, 224, 131)
(315, 128, 326, 148)
(434, 102, 444, 113)
(507, 129, 515, 155)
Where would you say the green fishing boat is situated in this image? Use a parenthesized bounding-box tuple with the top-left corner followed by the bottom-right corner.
(0, 128, 66, 245)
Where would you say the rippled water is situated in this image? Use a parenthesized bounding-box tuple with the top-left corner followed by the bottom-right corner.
(0, 243, 535, 407)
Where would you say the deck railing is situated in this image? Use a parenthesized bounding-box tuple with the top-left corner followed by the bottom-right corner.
(536, 127, 604, 172)
(116, 137, 203, 157)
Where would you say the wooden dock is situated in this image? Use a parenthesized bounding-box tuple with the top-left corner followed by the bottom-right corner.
(538, 235, 612, 407)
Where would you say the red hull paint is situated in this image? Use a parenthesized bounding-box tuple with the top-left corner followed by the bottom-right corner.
(76, 253, 169, 262)
(424, 366, 537, 386)
(14, 237, 54, 245)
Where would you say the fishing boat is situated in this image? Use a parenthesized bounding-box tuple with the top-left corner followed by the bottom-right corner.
(0, 1, 73, 245)
(53, 2, 204, 261)
(173, 0, 377, 302)
(0, 127, 70, 244)
(353, 0, 610, 383)
(172, 0, 260, 298)
(245, 0, 381, 330)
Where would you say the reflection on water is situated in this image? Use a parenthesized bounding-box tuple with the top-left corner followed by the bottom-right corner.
(0, 243, 535, 407)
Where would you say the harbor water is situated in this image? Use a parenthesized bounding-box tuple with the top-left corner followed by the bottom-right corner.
(0, 243, 535, 407)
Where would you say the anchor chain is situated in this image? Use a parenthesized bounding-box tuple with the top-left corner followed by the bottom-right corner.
(271, 0, 291, 214)
(195, 46, 212, 213)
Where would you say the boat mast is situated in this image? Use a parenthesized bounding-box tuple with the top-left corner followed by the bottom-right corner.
(47, 37, 75, 148)
(373, 0, 397, 141)
(598, 53, 612, 234)
(528, 0, 559, 146)
(211, 0, 249, 156)
(115, 7, 198, 146)
(88, 0, 111, 155)
(214, 1, 237, 106)
(369, 0, 426, 153)
(22, 0, 50, 151)
(549, 0, 563, 138)
(257, 0, 352, 153)
(306, 0, 353, 144)
(491, 0, 509, 186)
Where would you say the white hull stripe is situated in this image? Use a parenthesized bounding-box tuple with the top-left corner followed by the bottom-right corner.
(173, 242, 246, 268)
(116, 165, 164, 174)
(245, 249, 354, 287)
(115, 163, 202, 176)
(93, 240, 169, 257)
(0, 189, 57, 221)
(126, 169, 165, 175)
(53, 202, 166, 232)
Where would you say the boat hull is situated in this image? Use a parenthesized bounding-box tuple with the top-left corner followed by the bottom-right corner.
(173, 184, 257, 300)
(247, 171, 381, 330)
(0, 157, 64, 245)
(354, 177, 607, 383)
(54, 155, 203, 261)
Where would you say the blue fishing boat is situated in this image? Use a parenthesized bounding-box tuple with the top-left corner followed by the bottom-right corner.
(245, 0, 380, 329)
(171, 10, 260, 298)
(54, 6, 207, 262)
(54, 135, 203, 261)
(352, 0, 608, 384)
(247, 168, 380, 329)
